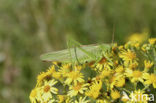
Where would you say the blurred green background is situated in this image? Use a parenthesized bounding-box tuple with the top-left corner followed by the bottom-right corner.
(0, 0, 156, 103)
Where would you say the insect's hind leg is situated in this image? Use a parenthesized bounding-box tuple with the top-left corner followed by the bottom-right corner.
(67, 39, 96, 64)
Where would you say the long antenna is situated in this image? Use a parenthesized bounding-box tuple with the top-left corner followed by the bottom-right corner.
(112, 23, 115, 44)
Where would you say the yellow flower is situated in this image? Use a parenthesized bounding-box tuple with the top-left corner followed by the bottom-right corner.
(58, 64, 71, 77)
(143, 73, 156, 88)
(118, 45, 124, 50)
(111, 90, 120, 100)
(74, 97, 90, 103)
(61, 63, 71, 69)
(144, 60, 153, 70)
(47, 65, 56, 74)
(47, 65, 61, 79)
(110, 75, 125, 88)
(128, 61, 138, 70)
(41, 79, 58, 101)
(141, 44, 151, 52)
(68, 83, 89, 97)
(99, 69, 112, 79)
(29, 88, 41, 103)
(85, 80, 102, 99)
(134, 42, 140, 49)
(115, 65, 124, 73)
(125, 41, 140, 49)
(37, 72, 51, 86)
(149, 38, 156, 45)
(75, 65, 83, 71)
(115, 77, 125, 87)
(57, 95, 65, 103)
(119, 49, 137, 65)
(30, 89, 37, 103)
(126, 69, 143, 83)
(65, 70, 84, 85)
(53, 72, 61, 79)
(127, 32, 148, 43)
(109, 75, 117, 89)
(96, 57, 113, 71)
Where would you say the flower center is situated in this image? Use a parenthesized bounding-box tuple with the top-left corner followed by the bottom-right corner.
(44, 85, 50, 92)
(127, 51, 136, 60)
(70, 71, 80, 80)
(73, 84, 82, 91)
(133, 71, 142, 78)
(99, 57, 107, 64)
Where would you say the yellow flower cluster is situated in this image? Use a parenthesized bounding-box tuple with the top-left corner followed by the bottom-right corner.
(30, 38, 156, 103)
